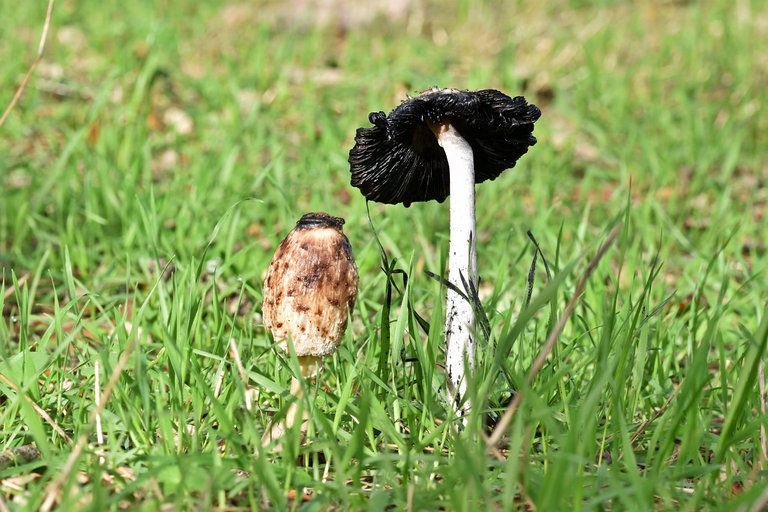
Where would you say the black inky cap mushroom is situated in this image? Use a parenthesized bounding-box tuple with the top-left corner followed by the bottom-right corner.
(348, 87, 540, 415)
(349, 87, 541, 207)
(262, 212, 358, 442)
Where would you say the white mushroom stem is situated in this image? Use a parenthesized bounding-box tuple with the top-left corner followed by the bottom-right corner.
(263, 355, 320, 446)
(431, 121, 477, 416)
(285, 356, 320, 428)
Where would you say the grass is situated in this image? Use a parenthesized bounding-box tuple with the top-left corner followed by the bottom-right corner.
(1, 0, 767, 509)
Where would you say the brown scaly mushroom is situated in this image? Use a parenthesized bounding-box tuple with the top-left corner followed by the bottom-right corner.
(261, 212, 358, 442)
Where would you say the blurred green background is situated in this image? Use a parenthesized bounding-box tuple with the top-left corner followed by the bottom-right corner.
(2, 0, 765, 279)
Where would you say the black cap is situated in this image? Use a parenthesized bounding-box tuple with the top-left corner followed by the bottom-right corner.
(295, 212, 345, 230)
(348, 88, 541, 207)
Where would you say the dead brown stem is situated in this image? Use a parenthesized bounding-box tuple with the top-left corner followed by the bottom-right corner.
(630, 389, 678, 447)
(2, 273, 30, 300)
(0, 0, 56, 127)
(486, 224, 621, 449)
(759, 361, 767, 466)
(40, 332, 139, 511)
(0, 373, 71, 443)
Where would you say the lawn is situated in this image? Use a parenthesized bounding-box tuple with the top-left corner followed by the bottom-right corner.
(1, 0, 767, 509)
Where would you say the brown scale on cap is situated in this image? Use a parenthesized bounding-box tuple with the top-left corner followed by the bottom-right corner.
(262, 212, 358, 357)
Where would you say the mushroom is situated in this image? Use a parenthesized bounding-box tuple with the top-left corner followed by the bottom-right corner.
(348, 87, 540, 414)
(262, 212, 358, 441)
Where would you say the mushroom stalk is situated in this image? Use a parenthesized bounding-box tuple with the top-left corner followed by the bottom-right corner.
(264, 355, 320, 445)
(284, 356, 320, 429)
(431, 122, 477, 414)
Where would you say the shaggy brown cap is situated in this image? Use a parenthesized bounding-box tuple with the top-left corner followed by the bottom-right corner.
(262, 212, 358, 357)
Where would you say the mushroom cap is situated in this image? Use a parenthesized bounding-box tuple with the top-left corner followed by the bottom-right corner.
(348, 88, 541, 207)
(294, 211, 345, 230)
(262, 212, 358, 357)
